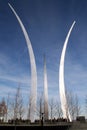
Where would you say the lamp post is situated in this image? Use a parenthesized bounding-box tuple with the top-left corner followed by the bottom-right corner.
(41, 113, 44, 126)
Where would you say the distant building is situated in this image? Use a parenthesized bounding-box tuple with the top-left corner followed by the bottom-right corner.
(76, 116, 85, 122)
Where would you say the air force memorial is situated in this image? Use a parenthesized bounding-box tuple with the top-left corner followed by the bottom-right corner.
(8, 3, 75, 122)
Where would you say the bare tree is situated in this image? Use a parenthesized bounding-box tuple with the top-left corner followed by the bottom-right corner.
(36, 93, 44, 120)
(66, 90, 81, 120)
(55, 101, 62, 118)
(5, 93, 14, 120)
(5, 93, 10, 122)
(49, 98, 56, 120)
(85, 95, 87, 118)
(66, 91, 75, 120)
(0, 98, 7, 121)
(74, 95, 81, 118)
(13, 86, 24, 120)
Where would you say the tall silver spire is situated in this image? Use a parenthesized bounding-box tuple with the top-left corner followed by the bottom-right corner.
(8, 3, 37, 122)
(59, 21, 75, 122)
(44, 55, 49, 120)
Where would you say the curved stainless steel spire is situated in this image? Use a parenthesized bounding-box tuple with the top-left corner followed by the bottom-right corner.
(59, 21, 75, 122)
(44, 55, 49, 120)
(8, 3, 37, 122)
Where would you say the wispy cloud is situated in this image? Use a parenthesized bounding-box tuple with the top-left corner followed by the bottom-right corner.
(64, 56, 87, 105)
(0, 75, 30, 84)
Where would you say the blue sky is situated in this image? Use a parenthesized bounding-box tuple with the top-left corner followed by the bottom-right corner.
(0, 0, 87, 116)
